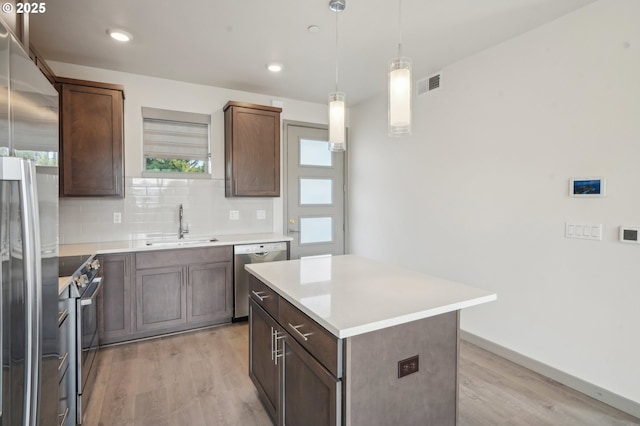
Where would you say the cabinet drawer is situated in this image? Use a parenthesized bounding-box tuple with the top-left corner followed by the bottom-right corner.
(58, 314, 70, 382)
(279, 299, 342, 378)
(136, 246, 232, 270)
(249, 275, 279, 319)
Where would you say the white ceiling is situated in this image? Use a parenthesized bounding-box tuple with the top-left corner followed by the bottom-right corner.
(30, 0, 597, 105)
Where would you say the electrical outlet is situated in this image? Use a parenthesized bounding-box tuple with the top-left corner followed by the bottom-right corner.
(229, 210, 240, 220)
(113, 212, 122, 224)
(257, 209, 266, 220)
(398, 355, 419, 378)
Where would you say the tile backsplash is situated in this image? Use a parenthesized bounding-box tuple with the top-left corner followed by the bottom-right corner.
(59, 177, 274, 244)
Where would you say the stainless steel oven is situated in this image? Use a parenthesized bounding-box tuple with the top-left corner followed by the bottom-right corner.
(70, 256, 102, 424)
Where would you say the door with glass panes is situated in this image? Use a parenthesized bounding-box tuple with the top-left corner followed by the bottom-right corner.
(285, 122, 345, 259)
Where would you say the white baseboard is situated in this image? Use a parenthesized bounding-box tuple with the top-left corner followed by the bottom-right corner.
(460, 330, 640, 420)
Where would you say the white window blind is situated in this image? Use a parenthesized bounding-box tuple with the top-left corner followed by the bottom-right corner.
(142, 107, 211, 167)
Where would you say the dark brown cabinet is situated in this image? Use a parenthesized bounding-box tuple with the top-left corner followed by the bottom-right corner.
(57, 77, 124, 197)
(187, 262, 232, 323)
(98, 253, 134, 344)
(282, 336, 340, 426)
(224, 101, 282, 197)
(97, 246, 233, 344)
(134, 246, 233, 337)
(136, 266, 186, 331)
(249, 276, 341, 426)
(249, 299, 281, 422)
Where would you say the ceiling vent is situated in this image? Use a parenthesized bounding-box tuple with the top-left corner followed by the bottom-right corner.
(417, 73, 441, 96)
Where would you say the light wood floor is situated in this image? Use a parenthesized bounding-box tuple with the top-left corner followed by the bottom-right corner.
(83, 323, 640, 426)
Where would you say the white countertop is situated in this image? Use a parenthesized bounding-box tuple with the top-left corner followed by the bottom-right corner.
(246, 255, 497, 339)
(59, 233, 292, 257)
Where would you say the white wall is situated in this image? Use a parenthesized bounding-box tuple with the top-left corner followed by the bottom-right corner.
(50, 62, 328, 243)
(349, 0, 640, 405)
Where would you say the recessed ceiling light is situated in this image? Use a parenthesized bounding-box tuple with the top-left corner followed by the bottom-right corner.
(307, 25, 320, 33)
(107, 29, 133, 42)
(267, 63, 283, 73)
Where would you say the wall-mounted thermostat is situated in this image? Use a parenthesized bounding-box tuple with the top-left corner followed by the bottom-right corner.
(619, 226, 640, 244)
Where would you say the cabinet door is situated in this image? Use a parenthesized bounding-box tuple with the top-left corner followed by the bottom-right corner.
(60, 83, 124, 197)
(282, 335, 341, 426)
(225, 105, 280, 197)
(187, 261, 232, 323)
(98, 253, 133, 343)
(135, 266, 186, 331)
(249, 299, 280, 423)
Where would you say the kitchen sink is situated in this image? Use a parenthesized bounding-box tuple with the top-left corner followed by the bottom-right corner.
(146, 238, 218, 247)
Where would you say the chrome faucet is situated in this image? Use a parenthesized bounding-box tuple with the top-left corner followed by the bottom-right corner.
(179, 204, 189, 239)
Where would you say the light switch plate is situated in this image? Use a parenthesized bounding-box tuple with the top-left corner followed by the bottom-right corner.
(229, 210, 240, 220)
(256, 209, 266, 220)
(565, 222, 602, 241)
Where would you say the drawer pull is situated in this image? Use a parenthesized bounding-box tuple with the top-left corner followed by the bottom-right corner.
(58, 407, 69, 426)
(58, 352, 69, 371)
(288, 323, 312, 341)
(272, 329, 285, 365)
(251, 290, 269, 302)
(58, 308, 69, 325)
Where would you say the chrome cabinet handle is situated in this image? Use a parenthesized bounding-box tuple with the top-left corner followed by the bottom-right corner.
(251, 290, 269, 302)
(58, 352, 69, 371)
(273, 330, 285, 365)
(288, 323, 312, 341)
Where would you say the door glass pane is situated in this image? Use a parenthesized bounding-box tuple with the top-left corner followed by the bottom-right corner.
(300, 178, 332, 205)
(300, 217, 333, 244)
(300, 139, 332, 167)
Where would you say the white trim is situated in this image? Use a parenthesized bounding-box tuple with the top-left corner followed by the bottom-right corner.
(460, 330, 640, 419)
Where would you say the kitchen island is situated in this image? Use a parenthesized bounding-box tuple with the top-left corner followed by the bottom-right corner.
(246, 255, 496, 426)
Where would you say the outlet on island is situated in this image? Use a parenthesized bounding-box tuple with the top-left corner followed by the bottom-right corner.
(398, 355, 419, 378)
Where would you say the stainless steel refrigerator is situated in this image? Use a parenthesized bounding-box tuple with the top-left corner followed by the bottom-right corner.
(0, 20, 60, 426)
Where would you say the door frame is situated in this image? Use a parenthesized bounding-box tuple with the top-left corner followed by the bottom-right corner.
(282, 120, 349, 257)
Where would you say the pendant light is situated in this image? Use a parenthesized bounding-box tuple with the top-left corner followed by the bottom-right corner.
(388, 0, 412, 137)
(328, 0, 346, 152)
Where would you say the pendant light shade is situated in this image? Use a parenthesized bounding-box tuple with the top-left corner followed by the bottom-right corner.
(388, 0, 412, 137)
(329, 92, 346, 151)
(328, 0, 346, 152)
(388, 57, 412, 136)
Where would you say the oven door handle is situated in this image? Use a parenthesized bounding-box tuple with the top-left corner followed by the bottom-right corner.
(80, 277, 103, 306)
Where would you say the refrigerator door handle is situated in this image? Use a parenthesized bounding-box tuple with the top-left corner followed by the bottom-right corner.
(18, 158, 43, 426)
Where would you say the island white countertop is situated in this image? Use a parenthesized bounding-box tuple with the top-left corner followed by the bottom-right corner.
(246, 255, 497, 339)
(59, 233, 292, 257)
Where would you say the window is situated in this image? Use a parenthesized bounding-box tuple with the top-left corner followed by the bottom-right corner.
(142, 107, 211, 176)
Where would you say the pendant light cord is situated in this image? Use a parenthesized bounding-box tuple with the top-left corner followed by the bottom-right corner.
(398, 0, 403, 57)
(335, 9, 339, 92)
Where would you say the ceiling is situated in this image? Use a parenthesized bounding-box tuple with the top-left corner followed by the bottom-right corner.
(30, 0, 597, 105)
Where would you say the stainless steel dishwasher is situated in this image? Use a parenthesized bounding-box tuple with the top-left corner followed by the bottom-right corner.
(234, 242, 288, 320)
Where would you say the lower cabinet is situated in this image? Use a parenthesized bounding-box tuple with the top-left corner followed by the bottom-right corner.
(249, 297, 341, 426)
(187, 262, 232, 323)
(98, 253, 134, 344)
(136, 266, 186, 331)
(249, 299, 281, 420)
(282, 336, 340, 426)
(98, 246, 233, 344)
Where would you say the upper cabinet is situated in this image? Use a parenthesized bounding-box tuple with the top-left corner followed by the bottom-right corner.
(57, 77, 125, 197)
(224, 101, 282, 197)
